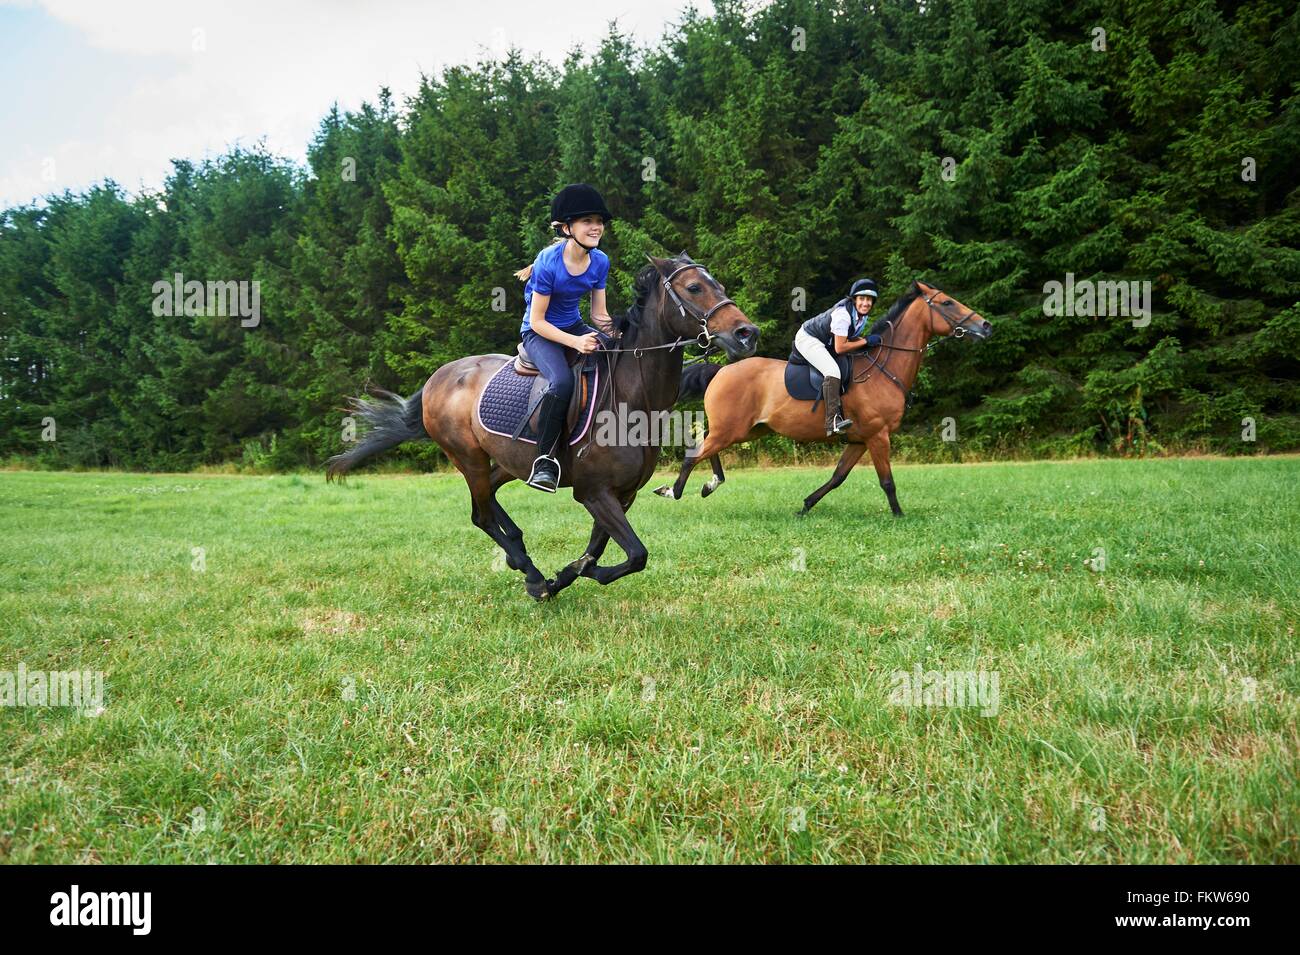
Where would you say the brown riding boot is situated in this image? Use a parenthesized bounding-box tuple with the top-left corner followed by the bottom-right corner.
(822, 378, 852, 436)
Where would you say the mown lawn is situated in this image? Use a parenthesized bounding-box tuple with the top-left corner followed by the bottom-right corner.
(0, 456, 1296, 863)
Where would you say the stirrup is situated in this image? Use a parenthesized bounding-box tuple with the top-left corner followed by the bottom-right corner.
(829, 415, 853, 435)
(526, 454, 560, 492)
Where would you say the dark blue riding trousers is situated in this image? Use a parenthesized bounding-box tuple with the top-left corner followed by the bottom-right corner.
(521, 323, 598, 402)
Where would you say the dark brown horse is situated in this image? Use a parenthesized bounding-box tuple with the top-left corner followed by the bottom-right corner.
(326, 254, 759, 600)
(654, 281, 990, 516)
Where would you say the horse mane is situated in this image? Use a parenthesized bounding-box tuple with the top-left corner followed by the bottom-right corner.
(867, 283, 921, 337)
(613, 260, 673, 343)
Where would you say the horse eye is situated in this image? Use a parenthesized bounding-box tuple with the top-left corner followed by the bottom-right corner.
(943, 300, 953, 306)
(687, 284, 702, 294)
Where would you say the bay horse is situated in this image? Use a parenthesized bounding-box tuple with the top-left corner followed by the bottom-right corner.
(326, 254, 759, 600)
(654, 281, 990, 516)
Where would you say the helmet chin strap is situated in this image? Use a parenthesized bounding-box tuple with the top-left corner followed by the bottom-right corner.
(564, 223, 596, 254)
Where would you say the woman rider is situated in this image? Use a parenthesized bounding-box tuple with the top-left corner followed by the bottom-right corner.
(514, 183, 616, 492)
(793, 277, 879, 435)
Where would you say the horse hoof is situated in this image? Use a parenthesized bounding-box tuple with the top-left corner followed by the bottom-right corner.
(701, 480, 719, 498)
(527, 579, 554, 601)
(653, 484, 676, 499)
(796, 507, 809, 518)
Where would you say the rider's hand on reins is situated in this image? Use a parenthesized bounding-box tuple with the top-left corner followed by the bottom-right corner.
(573, 332, 601, 354)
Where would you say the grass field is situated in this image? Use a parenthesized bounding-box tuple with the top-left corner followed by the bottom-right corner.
(0, 456, 1296, 863)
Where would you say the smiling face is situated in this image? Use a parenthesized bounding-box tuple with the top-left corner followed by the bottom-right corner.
(853, 294, 875, 316)
(564, 214, 605, 246)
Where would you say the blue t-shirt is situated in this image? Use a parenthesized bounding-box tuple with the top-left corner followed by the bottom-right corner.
(520, 242, 610, 334)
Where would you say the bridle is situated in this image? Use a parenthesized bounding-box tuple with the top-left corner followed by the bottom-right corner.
(920, 284, 982, 338)
(599, 260, 736, 356)
(572, 259, 737, 460)
(659, 262, 737, 351)
(853, 283, 983, 399)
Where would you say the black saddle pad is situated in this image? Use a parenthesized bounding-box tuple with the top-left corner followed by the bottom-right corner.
(784, 350, 852, 401)
(476, 348, 602, 446)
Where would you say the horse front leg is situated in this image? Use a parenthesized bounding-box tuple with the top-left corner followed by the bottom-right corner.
(549, 522, 611, 595)
(798, 442, 866, 516)
(574, 488, 648, 586)
(867, 430, 902, 516)
(655, 427, 727, 500)
(700, 455, 726, 497)
(654, 447, 703, 500)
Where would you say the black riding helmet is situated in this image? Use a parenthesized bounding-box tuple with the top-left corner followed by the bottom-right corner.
(550, 183, 613, 253)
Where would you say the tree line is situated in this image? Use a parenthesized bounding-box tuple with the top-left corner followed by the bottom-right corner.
(2, 0, 1296, 471)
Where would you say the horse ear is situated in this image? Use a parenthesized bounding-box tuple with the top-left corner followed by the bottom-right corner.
(645, 253, 668, 274)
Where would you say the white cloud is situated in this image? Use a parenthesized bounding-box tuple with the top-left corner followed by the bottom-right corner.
(1, 0, 707, 206)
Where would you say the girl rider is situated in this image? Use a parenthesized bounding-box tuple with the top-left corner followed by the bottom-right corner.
(793, 277, 879, 435)
(513, 183, 616, 492)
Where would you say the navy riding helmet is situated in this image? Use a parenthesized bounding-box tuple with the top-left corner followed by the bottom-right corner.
(849, 277, 879, 300)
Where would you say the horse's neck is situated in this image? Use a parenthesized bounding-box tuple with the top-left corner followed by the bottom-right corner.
(860, 298, 934, 390)
(612, 306, 685, 411)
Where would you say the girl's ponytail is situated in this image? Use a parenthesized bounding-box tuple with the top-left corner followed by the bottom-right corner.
(515, 234, 567, 282)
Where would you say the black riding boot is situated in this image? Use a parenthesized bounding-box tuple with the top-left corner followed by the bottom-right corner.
(822, 378, 852, 436)
(526, 392, 567, 492)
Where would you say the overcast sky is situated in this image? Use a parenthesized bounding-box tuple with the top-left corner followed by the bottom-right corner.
(0, 0, 716, 208)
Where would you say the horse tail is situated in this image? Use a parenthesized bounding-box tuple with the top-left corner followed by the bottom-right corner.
(325, 387, 428, 482)
(678, 361, 723, 400)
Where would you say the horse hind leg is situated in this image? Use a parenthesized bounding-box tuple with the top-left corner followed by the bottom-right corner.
(799, 442, 867, 516)
(488, 465, 524, 547)
(455, 451, 553, 599)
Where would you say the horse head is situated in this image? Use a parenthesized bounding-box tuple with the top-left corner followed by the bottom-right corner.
(645, 253, 759, 360)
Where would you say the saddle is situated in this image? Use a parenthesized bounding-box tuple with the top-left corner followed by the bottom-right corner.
(512, 341, 582, 377)
(784, 347, 853, 404)
(476, 335, 608, 448)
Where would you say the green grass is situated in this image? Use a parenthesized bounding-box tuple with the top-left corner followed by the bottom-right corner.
(1, 457, 1296, 863)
